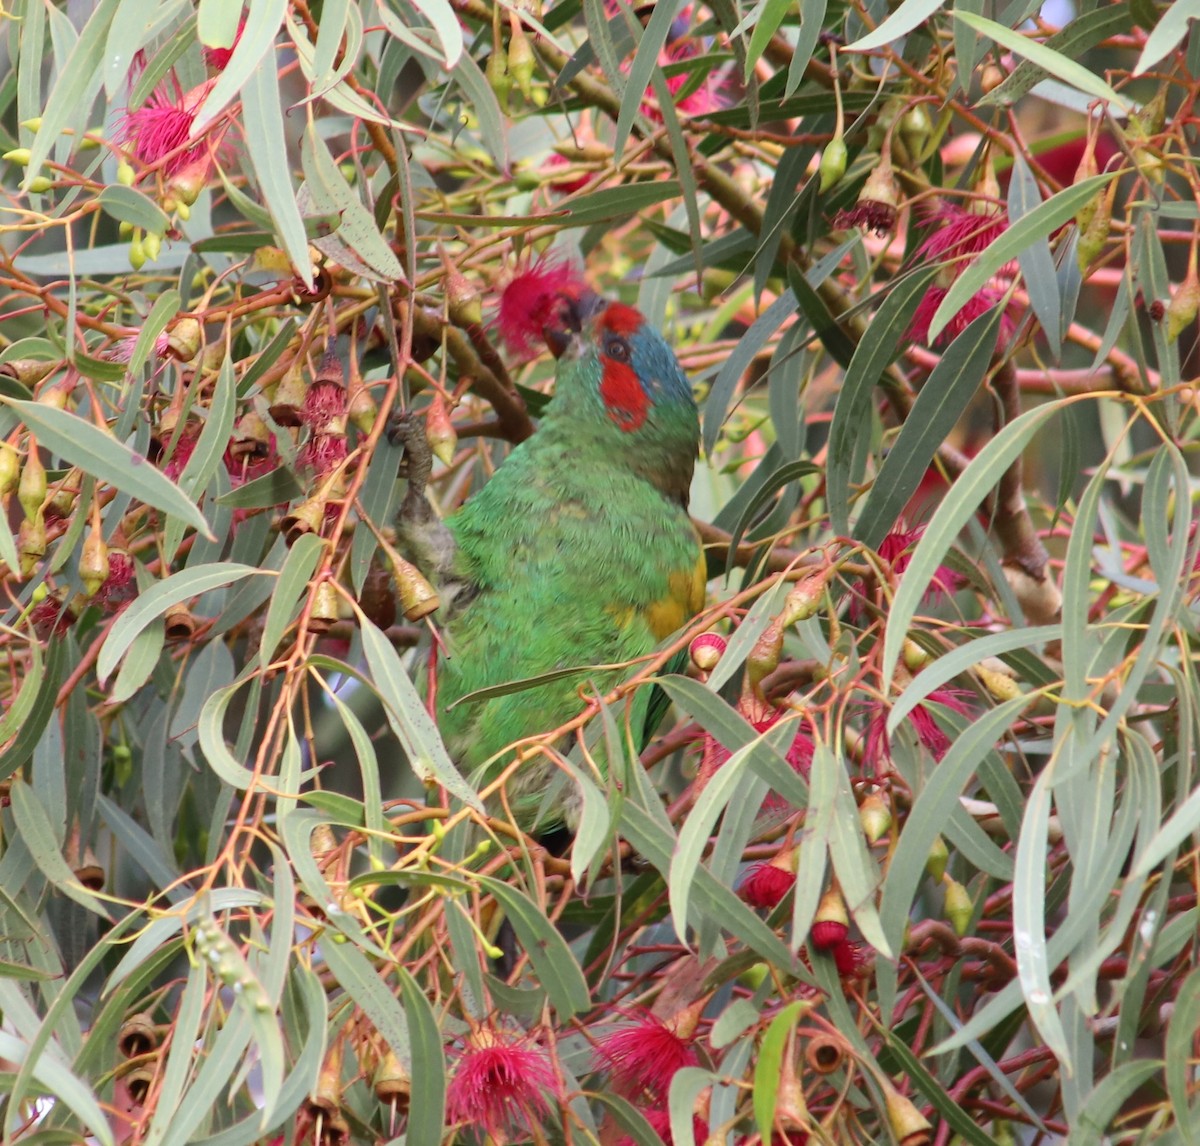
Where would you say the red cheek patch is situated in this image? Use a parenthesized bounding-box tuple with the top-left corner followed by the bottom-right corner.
(600, 359, 650, 431)
(599, 303, 645, 337)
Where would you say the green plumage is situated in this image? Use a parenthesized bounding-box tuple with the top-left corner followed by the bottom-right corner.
(402, 296, 703, 827)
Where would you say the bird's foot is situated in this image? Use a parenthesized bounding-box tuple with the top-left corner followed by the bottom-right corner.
(388, 409, 434, 523)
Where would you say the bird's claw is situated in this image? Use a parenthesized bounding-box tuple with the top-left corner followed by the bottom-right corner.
(389, 410, 434, 524)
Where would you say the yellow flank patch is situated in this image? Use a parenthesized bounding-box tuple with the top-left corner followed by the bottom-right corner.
(645, 555, 707, 640)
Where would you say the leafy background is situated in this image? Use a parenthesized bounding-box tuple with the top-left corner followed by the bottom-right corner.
(0, 0, 1198, 1142)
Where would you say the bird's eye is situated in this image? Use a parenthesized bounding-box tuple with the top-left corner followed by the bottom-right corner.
(605, 336, 631, 362)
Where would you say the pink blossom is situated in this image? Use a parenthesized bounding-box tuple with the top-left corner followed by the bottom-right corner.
(98, 550, 137, 609)
(863, 688, 973, 774)
(739, 860, 796, 910)
(876, 523, 965, 605)
(593, 1010, 699, 1099)
(29, 597, 73, 639)
(160, 430, 198, 482)
(543, 153, 592, 195)
(916, 201, 1008, 266)
(907, 284, 1018, 348)
(203, 15, 247, 70)
(121, 78, 217, 176)
(495, 256, 587, 359)
(832, 939, 865, 979)
(446, 1034, 558, 1138)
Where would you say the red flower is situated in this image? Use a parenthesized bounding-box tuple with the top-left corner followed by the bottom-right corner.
(739, 859, 796, 910)
(161, 430, 198, 482)
(809, 920, 848, 951)
(831, 939, 865, 978)
(203, 14, 247, 70)
(619, 1106, 708, 1146)
(98, 550, 137, 609)
(301, 378, 347, 431)
(543, 153, 592, 195)
(593, 1010, 698, 1098)
(122, 78, 218, 177)
(29, 596, 74, 639)
(297, 433, 348, 478)
(446, 1033, 558, 1138)
(495, 256, 587, 359)
(907, 285, 1018, 348)
(863, 688, 973, 774)
(916, 201, 1008, 266)
(877, 523, 965, 605)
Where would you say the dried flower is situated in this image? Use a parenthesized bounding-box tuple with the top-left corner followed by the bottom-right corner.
(122, 78, 218, 177)
(495, 256, 588, 359)
(301, 377, 347, 432)
(297, 433, 348, 479)
(739, 855, 796, 910)
(593, 1010, 699, 1099)
(834, 153, 900, 237)
(445, 1032, 558, 1139)
(98, 549, 137, 609)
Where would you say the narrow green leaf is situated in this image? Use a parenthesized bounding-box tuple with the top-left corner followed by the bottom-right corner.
(191, 0, 287, 133)
(301, 128, 404, 282)
(856, 304, 1003, 547)
(564, 182, 682, 226)
(129, 290, 182, 376)
(260, 533, 325, 669)
(97, 185, 170, 234)
(4, 399, 213, 540)
(754, 1001, 805, 1142)
(929, 175, 1116, 343)
(1167, 967, 1200, 1142)
(360, 618, 483, 811)
(98, 564, 260, 683)
(828, 269, 938, 535)
(614, 0, 684, 161)
(409, 0, 465, 66)
(1007, 152, 1061, 359)
(0, 1030, 113, 1146)
(844, 0, 945, 51)
(396, 966, 447, 1146)
(215, 466, 303, 509)
(1134, 1, 1198, 74)
(476, 875, 592, 1018)
(881, 398, 1072, 685)
(952, 12, 1133, 112)
(9, 779, 111, 919)
(22, 0, 120, 188)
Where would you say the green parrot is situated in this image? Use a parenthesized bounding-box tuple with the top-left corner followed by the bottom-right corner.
(396, 288, 704, 828)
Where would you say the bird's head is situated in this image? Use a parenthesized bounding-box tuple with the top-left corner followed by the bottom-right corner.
(540, 289, 696, 436)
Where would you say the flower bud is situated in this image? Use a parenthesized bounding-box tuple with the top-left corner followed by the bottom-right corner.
(979, 63, 1005, 94)
(18, 512, 46, 578)
(4, 149, 32, 166)
(0, 442, 19, 497)
(782, 573, 825, 626)
(976, 663, 1023, 703)
(128, 236, 146, 271)
(425, 393, 457, 466)
(116, 160, 136, 187)
(26, 176, 52, 194)
(486, 45, 510, 111)
(165, 163, 206, 207)
(902, 638, 932, 672)
(80, 523, 110, 597)
(142, 231, 162, 262)
(1166, 267, 1200, 343)
(446, 267, 483, 327)
(507, 14, 535, 101)
(859, 792, 892, 843)
(18, 440, 46, 521)
(925, 835, 948, 884)
(392, 553, 439, 621)
(175, 200, 191, 221)
(810, 886, 850, 951)
(818, 134, 848, 192)
(943, 876, 973, 937)
(899, 104, 932, 160)
(1077, 181, 1116, 273)
(745, 615, 784, 696)
(689, 631, 726, 673)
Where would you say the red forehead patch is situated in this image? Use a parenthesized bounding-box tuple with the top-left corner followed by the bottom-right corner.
(598, 303, 644, 336)
(600, 359, 649, 431)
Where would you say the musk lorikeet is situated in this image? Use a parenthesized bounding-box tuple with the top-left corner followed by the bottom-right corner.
(396, 287, 704, 828)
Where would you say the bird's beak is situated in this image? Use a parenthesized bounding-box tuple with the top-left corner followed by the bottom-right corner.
(544, 289, 604, 358)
